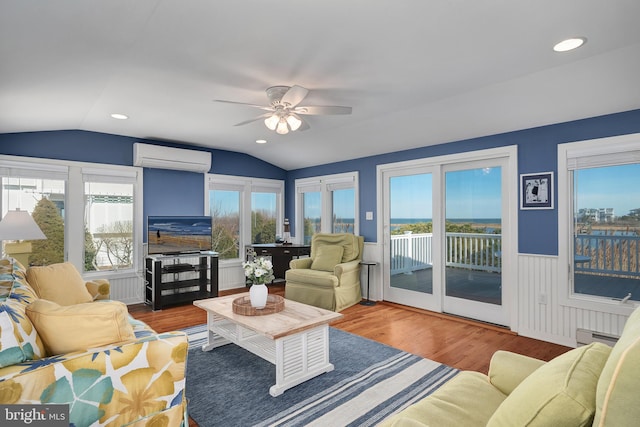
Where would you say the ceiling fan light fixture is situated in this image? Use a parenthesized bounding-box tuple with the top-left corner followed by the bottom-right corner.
(286, 114, 302, 131)
(264, 114, 279, 131)
(276, 119, 289, 135)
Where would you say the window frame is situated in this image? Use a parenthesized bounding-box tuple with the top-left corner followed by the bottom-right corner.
(294, 171, 359, 242)
(557, 133, 640, 315)
(205, 174, 284, 263)
(0, 155, 143, 279)
(81, 166, 139, 274)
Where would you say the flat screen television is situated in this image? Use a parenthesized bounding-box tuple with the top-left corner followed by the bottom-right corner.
(147, 216, 212, 255)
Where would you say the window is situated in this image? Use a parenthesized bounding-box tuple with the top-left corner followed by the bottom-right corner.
(1, 173, 67, 266)
(295, 172, 359, 244)
(332, 188, 355, 234)
(210, 189, 241, 259)
(207, 174, 284, 260)
(303, 191, 321, 245)
(558, 133, 640, 312)
(251, 191, 277, 244)
(0, 157, 142, 276)
(83, 168, 136, 272)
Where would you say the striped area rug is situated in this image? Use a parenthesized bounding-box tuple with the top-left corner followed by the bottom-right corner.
(183, 325, 458, 427)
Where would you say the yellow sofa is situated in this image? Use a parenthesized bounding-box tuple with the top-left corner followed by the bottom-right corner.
(381, 304, 640, 427)
(285, 233, 364, 311)
(0, 259, 188, 427)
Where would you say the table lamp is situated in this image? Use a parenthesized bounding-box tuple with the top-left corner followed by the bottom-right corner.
(0, 208, 46, 267)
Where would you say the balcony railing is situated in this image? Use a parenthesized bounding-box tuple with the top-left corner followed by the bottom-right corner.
(390, 232, 502, 275)
(391, 232, 640, 278)
(575, 233, 640, 278)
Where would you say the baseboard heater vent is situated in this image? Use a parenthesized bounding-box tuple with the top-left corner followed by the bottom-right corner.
(576, 328, 619, 347)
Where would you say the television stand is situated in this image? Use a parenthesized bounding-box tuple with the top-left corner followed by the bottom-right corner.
(145, 252, 219, 310)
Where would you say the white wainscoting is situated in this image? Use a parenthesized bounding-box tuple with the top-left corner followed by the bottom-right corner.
(218, 260, 247, 291)
(517, 253, 631, 347)
(110, 273, 145, 305)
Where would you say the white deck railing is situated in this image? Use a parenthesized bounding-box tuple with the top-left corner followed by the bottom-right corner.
(390, 232, 501, 275)
(390, 232, 640, 278)
(390, 232, 433, 274)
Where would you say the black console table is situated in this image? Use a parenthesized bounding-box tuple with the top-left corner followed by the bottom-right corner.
(246, 244, 311, 281)
(145, 252, 218, 310)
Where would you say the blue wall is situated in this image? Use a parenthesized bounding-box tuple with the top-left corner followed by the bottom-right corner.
(2, 109, 640, 256)
(0, 130, 286, 240)
(286, 109, 640, 255)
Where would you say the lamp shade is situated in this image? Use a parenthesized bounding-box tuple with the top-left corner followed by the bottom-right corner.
(264, 114, 279, 131)
(286, 114, 302, 131)
(276, 119, 289, 135)
(0, 209, 46, 240)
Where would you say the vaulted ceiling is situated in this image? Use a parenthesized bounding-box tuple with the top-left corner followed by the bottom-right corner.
(2, 1, 640, 170)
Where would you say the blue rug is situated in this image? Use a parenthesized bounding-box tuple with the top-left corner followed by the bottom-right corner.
(182, 324, 458, 427)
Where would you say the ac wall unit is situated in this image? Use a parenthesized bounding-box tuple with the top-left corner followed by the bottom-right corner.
(133, 143, 211, 173)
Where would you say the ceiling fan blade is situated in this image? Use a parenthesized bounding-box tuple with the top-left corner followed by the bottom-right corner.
(281, 85, 309, 108)
(215, 99, 273, 111)
(233, 113, 272, 126)
(293, 105, 352, 115)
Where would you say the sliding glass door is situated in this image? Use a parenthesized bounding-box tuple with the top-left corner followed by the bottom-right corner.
(382, 149, 515, 326)
(384, 169, 440, 311)
(442, 161, 508, 325)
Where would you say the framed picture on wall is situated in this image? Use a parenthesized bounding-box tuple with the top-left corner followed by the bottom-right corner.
(520, 172, 554, 209)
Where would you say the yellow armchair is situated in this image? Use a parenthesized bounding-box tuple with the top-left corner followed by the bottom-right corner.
(285, 233, 364, 311)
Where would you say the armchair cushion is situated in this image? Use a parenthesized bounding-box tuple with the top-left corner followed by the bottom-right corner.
(311, 245, 344, 272)
(487, 342, 611, 427)
(26, 262, 93, 306)
(311, 233, 361, 262)
(26, 299, 135, 356)
(594, 304, 640, 426)
(383, 371, 507, 427)
(488, 350, 546, 395)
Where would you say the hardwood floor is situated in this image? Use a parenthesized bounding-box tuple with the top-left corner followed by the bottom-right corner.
(129, 286, 570, 427)
(129, 284, 570, 374)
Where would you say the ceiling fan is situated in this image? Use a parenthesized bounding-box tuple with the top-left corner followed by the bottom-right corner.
(215, 85, 352, 135)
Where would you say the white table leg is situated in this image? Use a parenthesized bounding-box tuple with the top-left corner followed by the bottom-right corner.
(202, 311, 231, 351)
(269, 324, 334, 397)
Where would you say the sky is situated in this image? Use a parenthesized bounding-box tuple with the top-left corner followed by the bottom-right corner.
(391, 167, 502, 219)
(575, 164, 640, 216)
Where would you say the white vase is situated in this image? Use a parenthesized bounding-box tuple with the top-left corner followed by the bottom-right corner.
(249, 283, 268, 308)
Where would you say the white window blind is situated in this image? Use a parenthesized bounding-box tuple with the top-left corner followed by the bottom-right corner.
(566, 137, 640, 170)
(0, 160, 68, 180)
(82, 166, 139, 183)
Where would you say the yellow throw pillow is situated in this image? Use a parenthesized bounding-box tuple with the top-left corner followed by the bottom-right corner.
(311, 245, 345, 272)
(487, 342, 611, 427)
(26, 262, 93, 305)
(26, 299, 135, 356)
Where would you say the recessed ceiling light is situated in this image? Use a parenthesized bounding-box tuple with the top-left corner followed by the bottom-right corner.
(110, 113, 129, 120)
(256, 139, 267, 144)
(553, 37, 586, 52)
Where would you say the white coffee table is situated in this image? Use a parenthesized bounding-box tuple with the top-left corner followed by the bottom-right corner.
(193, 293, 343, 396)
